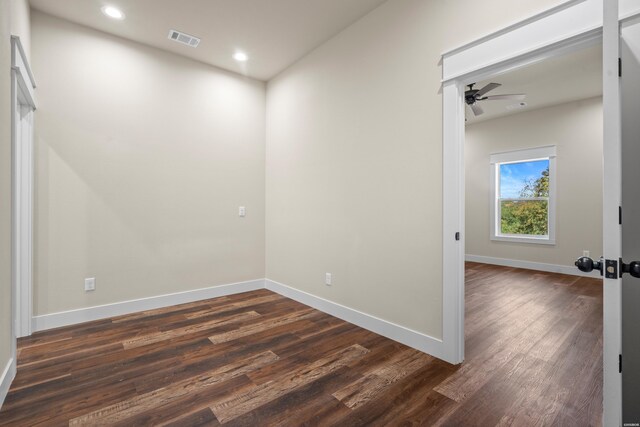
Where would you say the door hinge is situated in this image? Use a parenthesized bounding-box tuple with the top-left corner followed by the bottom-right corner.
(619, 57, 622, 77)
(455, 232, 460, 241)
(605, 259, 618, 279)
(620, 354, 622, 373)
(619, 206, 623, 225)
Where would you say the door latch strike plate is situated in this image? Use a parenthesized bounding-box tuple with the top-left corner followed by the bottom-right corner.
(605, 259, 618, 279)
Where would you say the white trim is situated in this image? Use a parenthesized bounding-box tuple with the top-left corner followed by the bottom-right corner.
(10, 36, 35, 107)
(447, 29, 604, 87)
(489, 145, 557, 164)
(264, 279, 450, 363)
(31, 277, 453, 363)
(442, 0, 608, 371)
(13, 104, 34, 338)
(32, 279, 265, 332)
(489, 146, 556, 245)
(465, 254, 601, 278)
(441, 0, 603, 82)
(442, 80, 466, 364)
(602, 0, 623, 425)
(442, 0, 623, 419)
(11, 36, 35, 339)
(489, 235, 556, 245)
(0, 357, 16, 410)
(442, 0, 587, 57)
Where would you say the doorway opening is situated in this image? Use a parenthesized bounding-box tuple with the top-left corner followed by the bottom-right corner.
(460, 43, 604, 425)
(439, 2, 639, 423)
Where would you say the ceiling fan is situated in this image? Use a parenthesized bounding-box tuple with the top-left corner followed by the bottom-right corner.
(464, 83, 526, 116)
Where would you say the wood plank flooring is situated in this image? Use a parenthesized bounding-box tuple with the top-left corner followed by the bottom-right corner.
(0, 262, 602, 426)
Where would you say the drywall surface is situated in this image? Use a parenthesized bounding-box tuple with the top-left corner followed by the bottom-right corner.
(10, 0, 29, 58)
(265, 0, 565, 339)
(0, 0, 12, 374)
(1, 0, 31, 397)
(31, 12, 266, 315)
(465, 97, 603, 266)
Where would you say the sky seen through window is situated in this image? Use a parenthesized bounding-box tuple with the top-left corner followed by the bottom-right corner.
(499, 159, 549, 198)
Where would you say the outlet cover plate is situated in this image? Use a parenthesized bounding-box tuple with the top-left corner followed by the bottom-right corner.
(325, 273, 332, 286)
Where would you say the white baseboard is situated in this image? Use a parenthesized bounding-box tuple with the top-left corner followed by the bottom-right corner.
(264, 279, 448, 362)
(465, 254, 601, 278)
(32, 279, 265, 332)
(30, 277, 451, 364)
(0, 357, 16, 410)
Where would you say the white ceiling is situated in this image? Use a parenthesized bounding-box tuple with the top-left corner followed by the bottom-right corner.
(465, 44, 603, 124)
(29, 0, 387, 81)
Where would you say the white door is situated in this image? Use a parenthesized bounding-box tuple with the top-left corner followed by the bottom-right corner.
(561, 1, 627, 420)
(602, 0, 623, 424)
(619, 10, 640, 424)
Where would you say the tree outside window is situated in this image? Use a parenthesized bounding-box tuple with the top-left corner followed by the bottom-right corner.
(490, 146, 556, 245)
(499, 161, 549, 236)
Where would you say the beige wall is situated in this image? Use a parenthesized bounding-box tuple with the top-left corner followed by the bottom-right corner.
(31, 12, 266, 316)
(0, 0, 12, 373)
(265, 0, 565, 339)
(10, 0, 29, 58)
(465, 98, 603, 266)
(1, 0, 30, 390)
(4, 0, 567, 348)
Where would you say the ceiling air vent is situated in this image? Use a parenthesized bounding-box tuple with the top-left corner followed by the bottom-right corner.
(168, 29, 200, 48)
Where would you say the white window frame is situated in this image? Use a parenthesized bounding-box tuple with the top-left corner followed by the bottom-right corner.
(489, 145, 556, 245)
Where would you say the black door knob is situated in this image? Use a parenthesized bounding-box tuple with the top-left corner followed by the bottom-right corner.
(575, 256, 603, 274)
(621, 260, 640, 278)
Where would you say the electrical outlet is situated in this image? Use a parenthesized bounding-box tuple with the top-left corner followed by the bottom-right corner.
(84, 277, 96, 292)
(583, 250, 590, 258)
(239, 206, 246, 217)
(325, 273, 332, 286)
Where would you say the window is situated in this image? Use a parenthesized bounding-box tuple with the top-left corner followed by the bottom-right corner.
(490, 146, 556, 244)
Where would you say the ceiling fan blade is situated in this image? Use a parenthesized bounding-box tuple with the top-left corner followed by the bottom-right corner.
(475, 82, 501, 97)
(471, 103, 484, 116)
(482, 94, 526, 101)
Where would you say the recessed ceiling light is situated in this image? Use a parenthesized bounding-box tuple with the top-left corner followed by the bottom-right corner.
(233, 52, 248, 62)
(101, 6, 125, 20)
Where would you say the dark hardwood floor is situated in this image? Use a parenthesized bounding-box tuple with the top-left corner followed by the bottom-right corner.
(0, 262, 602, 426)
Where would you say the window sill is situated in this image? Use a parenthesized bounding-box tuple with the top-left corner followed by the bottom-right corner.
(490, 235, 556, 245)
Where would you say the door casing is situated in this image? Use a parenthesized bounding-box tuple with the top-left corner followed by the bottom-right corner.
(11, 35, 36, 346)
(441, 0, 640, 424)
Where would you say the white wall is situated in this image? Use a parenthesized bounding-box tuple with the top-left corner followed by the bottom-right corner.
(31, 12, 266, 316)
(465, 98, 603, 267)
(266, 0, 567, 340)
(21, 0, 568, 342)
(1, 0, 30, 405)
(10, 0, 29, 58)
(0, 0, 14, 386)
